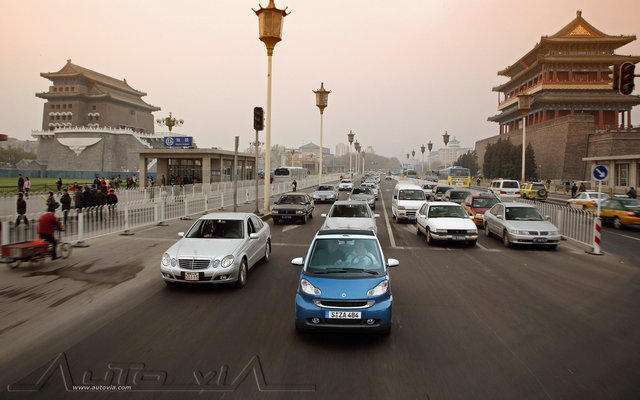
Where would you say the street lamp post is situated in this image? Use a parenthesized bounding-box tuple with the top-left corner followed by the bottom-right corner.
(442, 131, 450, 169)
(420, 144, 425, 176)
(354, 140, 361, 176)
(361, 150, 365, 174)
(254, 0, 290, 214)
(411, 149, 416, 171)
(427, 140, 433, 175)
(313, 82, 330, 185)
(347, 130, 355, 178)
(518, 95, 531, 183)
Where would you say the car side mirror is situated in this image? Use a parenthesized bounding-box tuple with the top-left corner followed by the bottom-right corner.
(393, 195, 397, 199)
(321, 213, 327, 217)
(273, 201, 278, 204)
(544, 215, 551, 221)
(374, 214, 380, 218)
(178, 232, 184, 237)
(249, 233, 260, 239)
(291, 257, 304, 266)
(387, 258, 399, 267)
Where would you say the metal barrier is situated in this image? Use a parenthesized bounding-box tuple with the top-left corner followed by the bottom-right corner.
(0, 173, 341, 248)
(516, 198, 595, 247)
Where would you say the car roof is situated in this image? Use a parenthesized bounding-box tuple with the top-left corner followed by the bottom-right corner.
(395, 184, 422, 190)
(316, 229, 375, 236)
(472, 193, 497, 198)
(501, 202, 534, 208)
(426, 201, 460, 207)
(202, 212, 251, 219)
(332, 200, 368, 205)
(280, 192, 307, 196)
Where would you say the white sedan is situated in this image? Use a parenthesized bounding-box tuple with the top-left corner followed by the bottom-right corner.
(161, 212, 271, 288)
(321, 201, 379, 234)
(339, 179, 354, 191)
(415, 202, 478, 246)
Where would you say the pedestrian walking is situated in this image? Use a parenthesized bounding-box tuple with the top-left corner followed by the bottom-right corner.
(74, 185, 84, 210)
(17, 174, 24, 193)
(578, 182, 586, 193)
(46, 192, 58, 211)
(56, 178, 63, 193)
(60, 188, 71, 225)
(15, 193, 28, 228)
(38, 204, 64, 260)
(571, 182, 578, 198)
(23, 177, 31, 198)
(477, 177, 481, 186)
(627, 187, 637, 199)
(83, 185, 94, 208)
(95, 187, 107, 222)
(107, 188, 118, 218)
(292, 179, 297, 192)
(161, 174, 166, 186)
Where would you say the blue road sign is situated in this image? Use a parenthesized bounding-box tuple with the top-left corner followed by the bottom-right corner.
(593, 165, 608, 181)
(163, 136, 193, 147)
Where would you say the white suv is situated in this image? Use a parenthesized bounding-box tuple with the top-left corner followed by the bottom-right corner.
(489, 179, 520, 200)
(339, 179, 354, 191)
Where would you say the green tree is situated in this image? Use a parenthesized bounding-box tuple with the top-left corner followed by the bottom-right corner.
(455, 150, 479, 176)
(0, 148, 37, 165)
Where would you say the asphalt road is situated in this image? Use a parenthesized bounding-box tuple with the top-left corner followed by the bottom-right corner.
(1, 179, 639, 399)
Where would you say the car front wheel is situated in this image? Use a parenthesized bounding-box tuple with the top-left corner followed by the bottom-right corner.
(484, 223, 492, 237)
(425, 228, 434, 245)
(613, 217, 623, 230)
(502, 231, 511, 248)
(262, 240, 271, 263)
(236, 259, 248, 288)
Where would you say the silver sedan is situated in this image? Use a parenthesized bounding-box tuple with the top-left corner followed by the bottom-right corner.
(483, 202, 561, 249)
(160, 212, 271, 287)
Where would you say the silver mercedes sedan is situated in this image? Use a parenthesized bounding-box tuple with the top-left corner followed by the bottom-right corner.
(160, 212, 271, 287)
(483, 202, 561, 249)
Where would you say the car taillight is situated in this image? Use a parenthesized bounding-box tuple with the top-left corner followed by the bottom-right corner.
(628, 211, 636, 217)
(515, 191, 520, 194)
(500, 191, 506, 194)
(591, 200, 596, 204)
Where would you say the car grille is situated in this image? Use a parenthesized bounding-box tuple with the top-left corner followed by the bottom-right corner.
(278, 210, 297, 215)
(178, 259, 211, 269)
(405, 211, 416, 217)
(319, 300, 369, 308)
(324, 319, 364, 325)
(446, 229, 467, 234)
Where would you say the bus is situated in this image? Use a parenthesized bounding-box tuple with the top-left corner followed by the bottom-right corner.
(438, 166, 471, 187)
(405, 169, 418, 178)
(273, 166, 309, 183)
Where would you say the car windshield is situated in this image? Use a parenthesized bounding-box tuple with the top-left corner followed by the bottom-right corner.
(317, 186, 334, 191)
(435, 186, 451, 194)
(306, 238, 384, 276)
(502, 181, 519, 188)
(329, 204, 371, 218)
(351, 188, 372, 195)
(587, 193, 609, 199)
(472, 197, 499, 208)
(620, 199, 640, 209)
(531, 184, 546, 190)
(428, 205, 468, 218)
(422, 184, 436, 189)
(186, 219, 243, 239)
(450, 191, 470, 200)
(505, 207, 543, 221)
(279, 195, 307, 204)
(341, 179, 352, 183)
(274, 168, 290, 176)
(398, 190, 424, 200)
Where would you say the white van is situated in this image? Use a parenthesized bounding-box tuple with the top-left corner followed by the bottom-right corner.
(392, 183, 426, 222)
(489, 179, 521, 200)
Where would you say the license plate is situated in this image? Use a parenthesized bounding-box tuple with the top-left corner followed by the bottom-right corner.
(533, 237, 548, 243)
(406, 215, 415, 220)
(184, 272, 199, 281)
(282, 215, 292, 219)
(325, 311, 362, 319)
(452, 235, 465, 241)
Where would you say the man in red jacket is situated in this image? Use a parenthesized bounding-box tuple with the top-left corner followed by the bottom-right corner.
(38, 204, 64, 259)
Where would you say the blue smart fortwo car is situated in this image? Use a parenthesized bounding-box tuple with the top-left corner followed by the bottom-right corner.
(292, 230, 398, 334)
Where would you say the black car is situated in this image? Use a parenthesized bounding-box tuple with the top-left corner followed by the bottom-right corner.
(272, 193, 314, 224)
(444, 189, 472, 204)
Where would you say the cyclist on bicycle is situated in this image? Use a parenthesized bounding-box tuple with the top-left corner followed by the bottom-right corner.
(37, 204, 65, 260)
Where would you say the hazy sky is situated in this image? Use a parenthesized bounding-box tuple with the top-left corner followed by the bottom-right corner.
(1, 0, 639, 159)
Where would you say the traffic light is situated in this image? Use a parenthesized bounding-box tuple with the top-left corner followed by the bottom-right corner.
(253, 107, 264, 131)
(619, 62, 636, 96)
(608, 65, 620, 91)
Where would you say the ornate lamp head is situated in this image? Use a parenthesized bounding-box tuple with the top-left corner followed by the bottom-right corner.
(442, 130, 450, 146)
(354, 141, 361, 153)
(347, 130, 355, 144)
(313, 82, 330, 114)
(420, 144, 425, 154)
(156, 112, 184, 132)
(411, 149, 415, 158)
(253, 0, 290, 56)
(427, 140, 433, 152)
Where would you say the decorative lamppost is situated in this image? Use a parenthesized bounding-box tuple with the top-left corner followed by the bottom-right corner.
(411, 149, 416, 171)
(427, 140, 433, 173)
(406, 153, 409, 172)
(420, 144, 426, 176)
(354, 140, 361, 175)
(254, 0, 290, 213)
(347, 130, 355, 177)
(156, 112, 184, 132)
(518, 95, 531, 182)
(361, 150, 366, 174)
(442, 130, 450, 169)
(313, 82, 330, 185)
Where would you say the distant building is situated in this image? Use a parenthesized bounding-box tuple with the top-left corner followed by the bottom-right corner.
(335, 143, 349, 157)
(427, 137, 471, 169)
(365, 145, 375, 155)
(0, 137, 38, 154)
(477, 11, 640, 181)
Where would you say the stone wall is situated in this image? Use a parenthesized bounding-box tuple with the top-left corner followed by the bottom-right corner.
(586, 131, 640, 158)
(475, 115, 596, 180)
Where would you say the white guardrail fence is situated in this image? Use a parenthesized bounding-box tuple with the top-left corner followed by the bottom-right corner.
(0, 174, 341, 248)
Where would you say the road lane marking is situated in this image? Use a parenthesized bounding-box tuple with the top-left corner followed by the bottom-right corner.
(282, 225, 301, 233)
(380, 190, 397, 248)
(476, 241, 488, 249)
(272, 243, 308, 247)
(604, 230, 640, 242)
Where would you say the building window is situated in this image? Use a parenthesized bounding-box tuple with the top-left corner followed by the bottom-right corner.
(69, 104, 72, 109)
(92, 105, 97, 110)
(71, 87, 75, 91)
(615, 163, 629, 186)
(130, 110, 135, 115)
(50, 116, 54, 121)
(63, 104, 67, 109)
(64, 87, 69, 92)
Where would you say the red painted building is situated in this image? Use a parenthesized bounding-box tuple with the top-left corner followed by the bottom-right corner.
(488, 11, 640, 134)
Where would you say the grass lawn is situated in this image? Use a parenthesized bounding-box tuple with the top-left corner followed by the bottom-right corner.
(0, 178, 95, 195)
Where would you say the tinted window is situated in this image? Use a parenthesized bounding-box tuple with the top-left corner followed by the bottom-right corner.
(279, 195, 307, 204)
(274, 168, 290, 176)
(247, 219, 255, 234)
(450, 191, 470, 200)
(352, 187, 372, 195)
(505, 207, 543, 221)
(472, 197, 500, 208)
(620, 199, 640, 209)
(531, 184, 546, 190)
(436, 186, 452, 194)
(318, 185, 334, 191)
(502, 181, 519, 188)
(428, 205, 468, 218)
(330, 204, 371, 218)
(307, 238, 383, 276)
(186, 219, 243, 239)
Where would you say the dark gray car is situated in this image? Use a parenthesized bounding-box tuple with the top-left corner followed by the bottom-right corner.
(272, 193, 314, 224)
(444, 189, 471, 204)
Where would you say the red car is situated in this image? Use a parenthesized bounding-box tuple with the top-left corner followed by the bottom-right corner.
(462, 193, 501, 227)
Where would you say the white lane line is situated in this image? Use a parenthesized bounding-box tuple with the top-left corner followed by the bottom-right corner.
(272, 243, 308, 247)
(282, 224, 301, 233)
(380, 189, 397, 248)
(605, 230, 640, 242)
(476, 241, 488, 249)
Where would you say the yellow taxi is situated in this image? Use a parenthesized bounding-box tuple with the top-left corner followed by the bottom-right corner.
(598, 198, 640, 229)
(566, 191, 609, 210)
(521, 182, 548, 200)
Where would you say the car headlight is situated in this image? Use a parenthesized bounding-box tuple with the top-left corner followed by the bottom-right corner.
(549, 230, 559, 235)
(367, 280, 389, 297)
(211, 259, 220, 268)
(221, 255, 234, 268)
(435, 229, 447, 233)
(170, 258, 177, 267)
(513, 230, 529, 235)
(467, 229, 477, 234)
(162, 253, 171, 266)
(397, 205, 405, 210)
(296, 210, 305, 214)
(300, 279, 321, 295)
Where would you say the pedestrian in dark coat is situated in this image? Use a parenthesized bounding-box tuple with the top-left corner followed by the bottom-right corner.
(15, 193, 28, 228)
(60, 189, 71, 225)
(75, 186, 84, 210)
(95, 187, 107, 222)
(56, 178, 63, 193)
(571, 182, 578, 198)
(17, 174, 24, 192)
(628, 187, 637, 199)
(83, 187, 94, 208)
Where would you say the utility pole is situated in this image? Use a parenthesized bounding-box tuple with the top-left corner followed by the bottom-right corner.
(233, 136, 239, 212)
